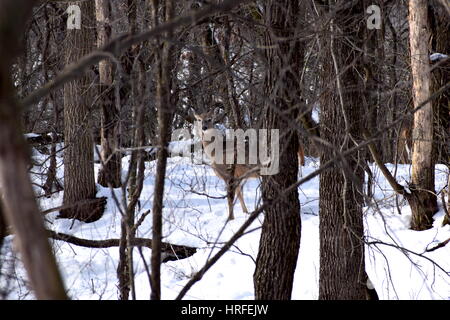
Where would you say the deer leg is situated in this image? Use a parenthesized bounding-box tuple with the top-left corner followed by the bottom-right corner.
(226, 180, 235, 220)
(236, 185, 249, 214)
(298, 144, 305, 166)
(298, 145, 304, 177)
(227, 194, 234, 220)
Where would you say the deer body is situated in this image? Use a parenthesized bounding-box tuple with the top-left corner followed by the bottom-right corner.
(194, 111, 305, 220)
(194, 113, 258, 219)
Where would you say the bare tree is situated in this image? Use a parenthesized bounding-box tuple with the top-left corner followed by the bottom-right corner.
(96, 0, 122, 188)
(0, 0, 67, 299)
(253, 0, 303, 300)
(429, 1, 449, 227)
(150, 0, 176, 301)
(317, 1, 367, 300)
(59, 0, 106, 222)
(408, 0, 438, 230)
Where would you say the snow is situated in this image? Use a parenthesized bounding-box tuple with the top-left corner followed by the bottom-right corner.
(430, 53, 448, 61)
(23, 133, 41, 138)
(168, 139, 197, 157)
(1, 148, 449, 300)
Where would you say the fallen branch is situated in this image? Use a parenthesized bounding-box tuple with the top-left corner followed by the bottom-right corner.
(426, 238, 450, 252)
(47, 230, 197, 262)
(362, 128, 407, 196)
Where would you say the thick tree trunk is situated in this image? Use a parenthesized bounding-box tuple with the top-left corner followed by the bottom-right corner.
(253, 0, 302, 300)
(408, 0, 438, 230)
(429, 1, 450, 164)
(318, 1, 367, 300)
(96, 0, 122, 188)
(60, 1, 106, 222)
(0, 0, 67, 299)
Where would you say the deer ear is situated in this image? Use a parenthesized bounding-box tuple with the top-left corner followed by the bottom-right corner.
(188, 107, 199, 117)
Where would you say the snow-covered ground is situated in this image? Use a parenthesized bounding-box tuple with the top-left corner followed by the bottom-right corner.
(1, 147, 449, 300)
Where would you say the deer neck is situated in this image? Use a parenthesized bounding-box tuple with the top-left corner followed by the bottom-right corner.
(200, 128, 227, 164)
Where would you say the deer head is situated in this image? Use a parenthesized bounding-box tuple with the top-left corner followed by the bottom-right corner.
(193, 110, 215, 137)
(192, 105, 227, 137)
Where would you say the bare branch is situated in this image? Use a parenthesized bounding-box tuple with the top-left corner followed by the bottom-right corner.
(22, 0, 252, 107)
(47, 230, 197, 260)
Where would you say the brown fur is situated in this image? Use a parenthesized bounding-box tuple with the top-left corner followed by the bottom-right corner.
(298, 145, 305, 166)
(397, 123, 412, 164)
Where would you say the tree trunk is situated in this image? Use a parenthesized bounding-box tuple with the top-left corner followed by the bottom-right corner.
(96, 0, 122, 188)
(116, 1, 144, 300)
(445, 172, 450, 226)
(429, 0, 449, 182)
(253, 0, 302, 300)
(0, 204, 5, 251)
(318, 1, 367, 300)
(408, 0, 438, 230)
(0, 0, 67, 299)
(43, 132, 63, 197)
(150, 0, 175, 300)
(60, 1, 106, 222)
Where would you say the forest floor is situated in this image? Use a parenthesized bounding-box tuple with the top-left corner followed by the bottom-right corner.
(2, 146, 450, 300)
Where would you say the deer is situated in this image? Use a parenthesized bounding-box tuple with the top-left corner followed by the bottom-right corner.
(193, 109, 305, 220)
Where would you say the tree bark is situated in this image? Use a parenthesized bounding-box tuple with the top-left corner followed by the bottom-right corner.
(0, 0, 67, 299)
(429, 1, 449, 223)
(253, 0, 302, 300)
(96, 0, 122, 188)
(318, 1, 367, 300)
(150, 0, 176, 301)
(445, 173, 450, 226)
(408, 0, 438, 230)
(60, 0, 106, 222)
